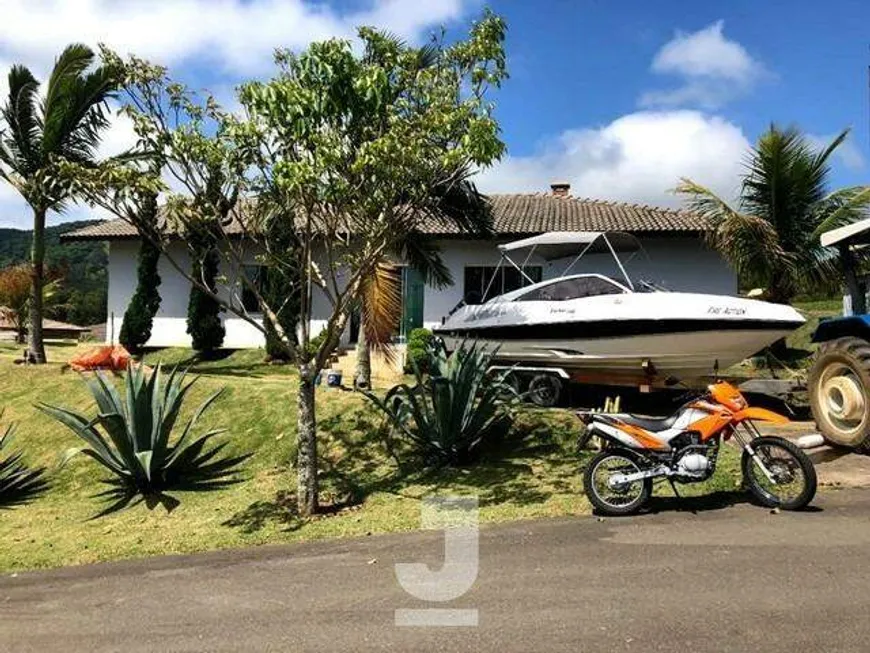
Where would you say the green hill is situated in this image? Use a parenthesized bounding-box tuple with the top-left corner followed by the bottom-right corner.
(0, 220, 108, 326)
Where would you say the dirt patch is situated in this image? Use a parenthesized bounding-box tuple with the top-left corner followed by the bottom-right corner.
(758, 421, 870, 488)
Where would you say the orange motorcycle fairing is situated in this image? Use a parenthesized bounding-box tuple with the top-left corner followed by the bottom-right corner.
(731, 407, 790, 424)
(613, 421, 669, 450)
(708, 382, 748, 412)
(685, 412, 734, 440)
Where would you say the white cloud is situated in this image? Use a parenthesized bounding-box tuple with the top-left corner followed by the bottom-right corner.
(476, 110, 750, 209)
(0, 0, 474, 227)
(0, 0, 470, 75)
(640, 21, 765, 109)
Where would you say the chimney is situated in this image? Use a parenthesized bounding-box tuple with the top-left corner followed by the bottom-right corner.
(550, 182, 570, 198)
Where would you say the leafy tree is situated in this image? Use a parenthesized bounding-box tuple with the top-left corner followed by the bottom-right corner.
(0, 220, 109, 327)
(71, 11, 507, 515)
(0, 44, 117, 362)
(0, 264, 61, 343)
(0, 265, 31, 343)
(119, 192, 162, 354)
(677, 125, 870, 305)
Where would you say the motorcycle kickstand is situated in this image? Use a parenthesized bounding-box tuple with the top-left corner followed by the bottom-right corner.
(668, 479, 681, 499)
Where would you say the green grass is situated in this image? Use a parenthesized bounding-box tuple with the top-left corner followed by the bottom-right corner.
(0, 343, 746, 572)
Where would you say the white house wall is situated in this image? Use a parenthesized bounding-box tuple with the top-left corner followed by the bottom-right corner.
(106, 235, 736, 349)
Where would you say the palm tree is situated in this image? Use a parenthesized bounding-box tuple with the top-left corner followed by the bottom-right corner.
(355, 167, 493, 388)
(0, 44, 117, 363)
(677, 125, 870, 305)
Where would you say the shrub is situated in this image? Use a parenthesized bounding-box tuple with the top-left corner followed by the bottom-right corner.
(187, 232, 225, 356)
(38, 363, 248, 515)
(0, 413, 49, 508)
(404, 327, 433, 374)
(365, 338, 518, 467)
(119, 224, 162, 355)
(306, 330, 327, 359)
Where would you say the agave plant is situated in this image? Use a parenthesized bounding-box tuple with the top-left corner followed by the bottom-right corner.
(38, 363, 248, 515)
(0, 413, 49, 508)
(365, 339, 517, 466)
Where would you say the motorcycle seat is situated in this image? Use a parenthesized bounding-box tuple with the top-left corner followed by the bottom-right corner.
(608, 413, 679, 432)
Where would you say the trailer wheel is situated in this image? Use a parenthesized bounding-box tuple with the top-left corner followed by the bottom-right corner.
(527, 373, 562, 407)
(809, 336, 870, 449)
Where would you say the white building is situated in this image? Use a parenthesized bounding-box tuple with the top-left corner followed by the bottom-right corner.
(64, 186, 735, 349)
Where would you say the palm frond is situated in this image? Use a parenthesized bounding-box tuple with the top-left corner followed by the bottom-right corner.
(360, 262, 402, 357)
(676, 177, 788, 288)
(811, 186, 870, 240)
(425, 167, 494, 238)
(1, 64, 42, 177)
(395, 231, 452, 288)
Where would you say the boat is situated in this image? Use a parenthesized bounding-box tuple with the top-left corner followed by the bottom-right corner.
(433, 231, 805, 386)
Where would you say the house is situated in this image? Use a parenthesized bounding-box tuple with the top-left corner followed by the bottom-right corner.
(0, 310, 90, 342)
(62, 184, 734, 349)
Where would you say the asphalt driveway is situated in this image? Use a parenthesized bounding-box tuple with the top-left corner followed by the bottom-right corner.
(3, 488, 870, 652)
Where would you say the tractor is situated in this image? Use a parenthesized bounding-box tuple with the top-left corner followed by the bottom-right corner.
(809, 217, 870, 449)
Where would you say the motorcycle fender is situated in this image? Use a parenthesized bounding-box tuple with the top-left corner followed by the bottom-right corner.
(732, 407, 789, 424)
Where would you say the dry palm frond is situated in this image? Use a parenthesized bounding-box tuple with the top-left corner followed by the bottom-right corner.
(360, 262, 402, 362)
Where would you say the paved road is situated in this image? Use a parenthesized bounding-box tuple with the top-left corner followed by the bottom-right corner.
(3, 489, 870, 652)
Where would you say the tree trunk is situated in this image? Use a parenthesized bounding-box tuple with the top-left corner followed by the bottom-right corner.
(296, 368, 319, 515)
(355, 325, 371, 389)
(28, 207, 47, 364)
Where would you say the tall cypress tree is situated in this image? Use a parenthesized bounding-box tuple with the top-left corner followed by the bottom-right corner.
(186, 226, 225, 356)
(261, 214, 300, 362)
(186, 162, 229, 357)
(119, 193, 161, 355)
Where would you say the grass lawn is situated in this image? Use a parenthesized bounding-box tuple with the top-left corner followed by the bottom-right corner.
(0, 342, 745, 572)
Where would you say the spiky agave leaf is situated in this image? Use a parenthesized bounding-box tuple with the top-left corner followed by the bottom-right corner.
(0, 418, 49, 508)
(364, 338, 517, 466)
(38, 362, 247, 516)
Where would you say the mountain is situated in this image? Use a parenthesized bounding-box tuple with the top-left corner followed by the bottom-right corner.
(0, 220, 108, 326)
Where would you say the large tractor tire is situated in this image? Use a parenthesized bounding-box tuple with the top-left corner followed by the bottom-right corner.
(808, 336, 870, 450)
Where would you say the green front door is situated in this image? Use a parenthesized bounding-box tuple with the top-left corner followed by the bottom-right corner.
(401, 266, 424, 339)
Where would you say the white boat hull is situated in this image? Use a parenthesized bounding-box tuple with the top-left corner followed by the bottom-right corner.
(434, 290, 805, 385)
(438, 327, 795, 382)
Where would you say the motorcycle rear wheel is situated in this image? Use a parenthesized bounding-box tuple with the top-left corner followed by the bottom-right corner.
(584, 449, 652, 516)
(741, 436, 817, 510)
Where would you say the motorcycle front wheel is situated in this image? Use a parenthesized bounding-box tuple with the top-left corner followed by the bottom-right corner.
(741, 436, 817, 510)
(583, 449, 652, 516)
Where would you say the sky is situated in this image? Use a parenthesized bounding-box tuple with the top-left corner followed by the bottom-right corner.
(1, 0, 869, 228)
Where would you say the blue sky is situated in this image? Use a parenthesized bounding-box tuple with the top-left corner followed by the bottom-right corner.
(1, 0, 869, 227)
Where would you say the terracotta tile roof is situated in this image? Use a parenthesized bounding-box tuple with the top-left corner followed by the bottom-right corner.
(61, 193, 708, 241)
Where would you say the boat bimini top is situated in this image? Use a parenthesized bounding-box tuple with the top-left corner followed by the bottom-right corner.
(492, 231, 643, 295)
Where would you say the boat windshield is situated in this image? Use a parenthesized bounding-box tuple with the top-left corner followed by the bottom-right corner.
(635, 279, 669, 293)
(517, 275, 627, 301)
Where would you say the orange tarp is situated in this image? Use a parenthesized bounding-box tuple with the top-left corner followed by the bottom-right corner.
(69, 345, 131, 372)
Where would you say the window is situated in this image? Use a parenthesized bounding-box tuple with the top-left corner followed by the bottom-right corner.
(463, 266, 542, 305)
(240, 265, 266, 313)
(518, 276, 624, 302)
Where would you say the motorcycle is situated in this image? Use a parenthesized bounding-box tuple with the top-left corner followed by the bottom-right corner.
(578, 381, 817, 515)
